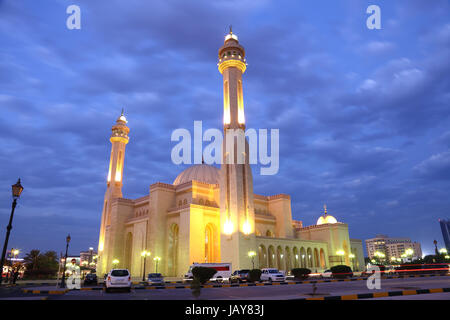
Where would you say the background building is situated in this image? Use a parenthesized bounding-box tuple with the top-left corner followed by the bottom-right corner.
(439, 219, 450, 253)
(80, 247, 97, 270)
(366, 235, 422, 261)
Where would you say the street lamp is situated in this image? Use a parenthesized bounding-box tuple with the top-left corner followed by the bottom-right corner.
(153, 256, 161, 273)
(439, 248, 448, 255)
(141, 250, 151, 281)
(112, 259, 119, 268)
(0, 179, 23, 285)
(336, 250, 345, 264)
(60, 234, 71, 288)
(248, 251, 256, 269)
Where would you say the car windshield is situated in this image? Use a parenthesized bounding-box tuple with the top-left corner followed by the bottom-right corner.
(111, 270, 129, 277)
(239, 270, 250, 274)
(325, 270, 331, 273)
(148, 273, 162, 278)
(268, 270, 279, 274)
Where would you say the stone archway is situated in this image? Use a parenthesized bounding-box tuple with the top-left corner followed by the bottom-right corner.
(268, 246, 275, 268)
(276, 246, 283, 271)
(125, 232, 133, 270)
(314, 248, 319, 269)
(285, 246, 292, 273)
(320, 248, 326, 269)
(307, 248, 313, 268)
(300, 247, 306, 268)
(205, 223, 218, 263)
(258, 245, 267, 269)
(293, 247, 299, 268)
(168, 224, 179, 276)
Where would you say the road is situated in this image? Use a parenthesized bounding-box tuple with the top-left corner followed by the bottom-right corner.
(16, 275, 449, 300)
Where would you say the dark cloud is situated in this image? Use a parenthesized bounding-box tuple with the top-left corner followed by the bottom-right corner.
(0, 0, 448, 257)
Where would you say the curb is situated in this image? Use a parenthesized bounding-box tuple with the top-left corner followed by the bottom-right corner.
(299, 287, 450, 300)
(22, 289, 69, 295)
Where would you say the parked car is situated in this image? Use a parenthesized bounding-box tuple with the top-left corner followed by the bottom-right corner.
(320, 269, 332, 278)
(105, 269, 132, 292)
(260, 268, 285, 282)
(84, 273, 98, 286)
(147, 273, 164, 285)
(229, 269, 251, 283)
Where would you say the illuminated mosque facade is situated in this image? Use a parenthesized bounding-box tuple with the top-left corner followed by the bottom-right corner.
(96, 30, 365, 278)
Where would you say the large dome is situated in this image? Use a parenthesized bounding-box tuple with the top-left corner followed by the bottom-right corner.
(173, 164, 220, 185)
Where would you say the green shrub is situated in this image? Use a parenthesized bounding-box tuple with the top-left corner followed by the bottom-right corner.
(248, 269, 262, 282)
(330, 265, 353, 278)
(291, 268, 311, 280)
(192, 266, 217, 284)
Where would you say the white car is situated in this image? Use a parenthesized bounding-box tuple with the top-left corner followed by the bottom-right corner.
(321, 269, 332, 278)
(260, 268, 285, 282)
(105, 269, 132, 292)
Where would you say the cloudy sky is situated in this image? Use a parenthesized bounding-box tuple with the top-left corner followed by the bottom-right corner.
(0, 0, 449, 257)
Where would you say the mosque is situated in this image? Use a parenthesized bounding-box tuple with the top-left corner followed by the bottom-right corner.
(96, 30, 365, 278)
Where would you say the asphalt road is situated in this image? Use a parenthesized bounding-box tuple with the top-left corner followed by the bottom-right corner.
(35, 276, 450, 300)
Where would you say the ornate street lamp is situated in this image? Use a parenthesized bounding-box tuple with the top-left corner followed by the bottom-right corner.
(153, 256, 161, 273)
(141, 250, 151, 282)
(0, 179, 23, 285)
(60, 234, 71, 288)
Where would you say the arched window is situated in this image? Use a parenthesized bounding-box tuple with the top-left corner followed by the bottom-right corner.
(178, 200, 182, 207)
(199, 199, 204, 205)
(183, 199, 187, 205)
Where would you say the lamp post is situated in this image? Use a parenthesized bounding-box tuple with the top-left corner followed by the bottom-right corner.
(60, 234, 71, 288)
(153, 256, 161, 273)
(0, 179, 23, 285)
(141, 250, 151, 281)
(248, 251, 256, 269)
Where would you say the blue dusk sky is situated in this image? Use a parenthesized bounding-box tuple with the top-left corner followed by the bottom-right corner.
(0, 0, 449, 257)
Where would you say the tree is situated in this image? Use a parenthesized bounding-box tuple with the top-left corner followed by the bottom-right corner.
(23, 250, 59, 279)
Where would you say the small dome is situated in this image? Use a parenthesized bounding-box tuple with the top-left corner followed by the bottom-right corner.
(316, 214, 338, 225)
(316, 204, 338, 225)
(173, 164, 220, 185)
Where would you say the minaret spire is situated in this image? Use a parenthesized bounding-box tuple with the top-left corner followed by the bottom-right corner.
(324, 204, 327, 215)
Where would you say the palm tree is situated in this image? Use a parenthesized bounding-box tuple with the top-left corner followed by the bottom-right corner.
(23, 250, 41, 271)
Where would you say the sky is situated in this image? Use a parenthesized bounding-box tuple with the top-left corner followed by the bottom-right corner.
(0, 0, 449, 258)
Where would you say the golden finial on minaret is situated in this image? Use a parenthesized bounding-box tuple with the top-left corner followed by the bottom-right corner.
(324, 204, 327, 215)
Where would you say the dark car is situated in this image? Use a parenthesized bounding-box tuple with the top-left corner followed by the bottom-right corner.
(84, 273, 98, 286)
(147, 273, 164, 285)
(229, 269, 251, 283)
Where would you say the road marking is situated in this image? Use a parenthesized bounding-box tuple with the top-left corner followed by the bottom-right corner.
(373, 292, 388, 298)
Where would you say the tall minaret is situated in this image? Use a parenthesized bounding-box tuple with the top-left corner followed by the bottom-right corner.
(97, 110, 129, 274)
(218, 28, 256, 270)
